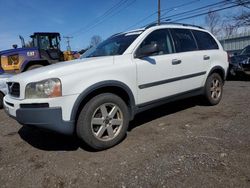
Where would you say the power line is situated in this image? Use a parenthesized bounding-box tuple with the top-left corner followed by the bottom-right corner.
(73, 0, 136, 37)
(146, 0, 232, 28)
(124, 12, 157, 31)
(161, 0, 201, 12)
(74, 0, 136, 36)
(124, 0, 201, 30)
(69, 0, 130, 36)
(166, 1, 250, 22)
(161, 0, 232, 20)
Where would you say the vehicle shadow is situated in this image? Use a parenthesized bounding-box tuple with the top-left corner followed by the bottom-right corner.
(18, 96, 204, 152)
(128, 96, 203, 131)
(18, 126, 96, 152)
(227, 73, 250, 81)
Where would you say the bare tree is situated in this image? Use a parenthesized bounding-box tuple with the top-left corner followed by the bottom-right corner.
(205, 10, 222, 36)
(233, 11, 250, 27)
(233, 0, 250, 9)
(230, 0, 250, 26)
(90, 35, 102, 47)
(205, 1, 249, 37)
(225, 24, 237, 37)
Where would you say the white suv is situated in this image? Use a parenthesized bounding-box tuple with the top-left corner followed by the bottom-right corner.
(4, 23, 228, 150)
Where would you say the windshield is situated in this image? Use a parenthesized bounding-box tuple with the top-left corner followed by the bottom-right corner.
(240, 46, 250, 55)
(81, 33, 141, 58)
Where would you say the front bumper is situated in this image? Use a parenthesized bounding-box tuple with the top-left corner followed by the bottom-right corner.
(15, 107, 74, 135)
(3, 95, 77, 135)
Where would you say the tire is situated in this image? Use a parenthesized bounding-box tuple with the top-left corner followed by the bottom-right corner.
(0, 92, 4, 109)
(76, 93, 129, 150)
(204, 73, 223, 105)
(26, 64, 44, 71)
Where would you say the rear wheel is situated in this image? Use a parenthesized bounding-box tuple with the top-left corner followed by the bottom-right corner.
(204, 73, 223, 105)
(76, 93, 129, 150)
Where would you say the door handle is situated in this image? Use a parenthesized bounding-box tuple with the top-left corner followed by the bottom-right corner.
(172, 59, 182, 65)
(203, 55, 210, 60)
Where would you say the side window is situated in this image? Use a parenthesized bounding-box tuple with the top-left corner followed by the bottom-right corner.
(192, 30, 219, 50)
(138, 29, 174, 56)
(39, 36, 50, 50)
(171, 29, 198, 53)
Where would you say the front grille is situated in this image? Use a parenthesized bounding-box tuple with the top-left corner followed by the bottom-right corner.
(7, 82, 20, 97)
(20, 103, 49, 108)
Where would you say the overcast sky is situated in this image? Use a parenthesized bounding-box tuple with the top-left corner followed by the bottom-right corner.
(0, 0, 245, 51)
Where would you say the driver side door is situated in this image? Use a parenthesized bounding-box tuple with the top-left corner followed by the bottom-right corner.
(133, 29, 183, 105)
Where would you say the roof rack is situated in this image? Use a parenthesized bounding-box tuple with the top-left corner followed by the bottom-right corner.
(145, 22, 204, 30)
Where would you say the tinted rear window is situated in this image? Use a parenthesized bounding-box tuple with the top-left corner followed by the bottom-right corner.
(171, 29, 198, 53)
(192, 30, 219, 50)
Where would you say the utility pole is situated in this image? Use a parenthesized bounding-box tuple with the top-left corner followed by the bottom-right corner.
(158, 0, 161, 25)
(63, 36, 73, 51)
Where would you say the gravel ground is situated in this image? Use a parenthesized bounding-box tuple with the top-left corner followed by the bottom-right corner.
(0, 80, 250, 188)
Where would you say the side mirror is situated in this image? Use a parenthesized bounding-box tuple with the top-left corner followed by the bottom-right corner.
(135, 42, 159, 59)
(12, 44, 18, 49)
(233, 52, 238, 56)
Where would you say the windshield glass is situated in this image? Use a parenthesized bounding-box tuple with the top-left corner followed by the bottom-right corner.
(81, 33, 141, 58)
(240, 46, 250, 55)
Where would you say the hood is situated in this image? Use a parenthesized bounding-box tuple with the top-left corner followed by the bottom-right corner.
(230, 54, 249, 64)
(0, 73, 13, 79)
(0, 47, 38, 55)
(8, 56, 114, 83)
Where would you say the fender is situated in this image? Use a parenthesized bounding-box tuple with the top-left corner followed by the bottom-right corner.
(208, 66, 226, 80)
(70, 80, 136, 122)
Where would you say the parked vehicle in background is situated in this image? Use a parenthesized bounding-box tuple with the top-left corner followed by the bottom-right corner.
(0, 74, 12, 109)
(229, 45, 250, 76)
(4, 23, 228, 150)
(0, 32, 79, 74)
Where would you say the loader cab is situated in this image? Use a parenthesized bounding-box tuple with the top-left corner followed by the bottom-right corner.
(31, 32, 63, 62)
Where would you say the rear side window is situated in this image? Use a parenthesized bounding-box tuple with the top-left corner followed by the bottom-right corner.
(171, 29, 198, 53)
(192, 30, 219, 50)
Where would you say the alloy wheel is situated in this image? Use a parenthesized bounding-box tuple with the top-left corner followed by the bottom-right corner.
(210, 78, 222, 100)
(91, 103, 123, 141)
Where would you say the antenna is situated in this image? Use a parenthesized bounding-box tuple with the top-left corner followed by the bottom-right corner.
(63, 36, 73, 51)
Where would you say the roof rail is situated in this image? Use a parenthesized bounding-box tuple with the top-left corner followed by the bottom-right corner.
(145, 22, 204, 30)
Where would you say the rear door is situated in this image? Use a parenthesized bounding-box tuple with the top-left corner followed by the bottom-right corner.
(170, 28, 208, 93)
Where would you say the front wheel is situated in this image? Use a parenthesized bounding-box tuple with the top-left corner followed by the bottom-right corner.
(76, 93, 129, 150)
(204, 73, 223, 105)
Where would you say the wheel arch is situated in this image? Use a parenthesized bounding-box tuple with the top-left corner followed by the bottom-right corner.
(208, 66, 226, 81)
(70, 81, 136, 123)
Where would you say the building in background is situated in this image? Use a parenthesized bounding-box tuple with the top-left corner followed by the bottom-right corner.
(219, 31, 250, 54)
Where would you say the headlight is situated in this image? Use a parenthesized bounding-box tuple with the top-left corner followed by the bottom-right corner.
(25, 78, 62, 99)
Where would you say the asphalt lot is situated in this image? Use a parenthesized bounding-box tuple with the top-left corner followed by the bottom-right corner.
(0, 79, 250, 188)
